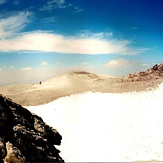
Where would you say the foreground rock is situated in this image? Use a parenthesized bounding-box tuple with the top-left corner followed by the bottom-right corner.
(0, 95, 64, 162)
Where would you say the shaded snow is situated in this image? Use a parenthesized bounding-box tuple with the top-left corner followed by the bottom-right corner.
(27, 83, 163, 162)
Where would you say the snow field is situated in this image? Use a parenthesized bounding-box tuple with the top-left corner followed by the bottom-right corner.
(27, 83, 163, 162)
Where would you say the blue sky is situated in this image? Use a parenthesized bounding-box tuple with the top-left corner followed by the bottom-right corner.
(0, 0, 163, 85)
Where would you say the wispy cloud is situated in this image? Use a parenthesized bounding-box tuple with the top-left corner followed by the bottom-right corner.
(79, 31, 113, 39)
(40, 0, 67, 11)
(0, 31, 148, 55)
(73, 6, 84, 13)
(0, 12, 31, 39)
(40, 0, 83, 14)
(41, 61, 48, 66)
(0, 0, 7, 5)
(52, 0, 67, 8)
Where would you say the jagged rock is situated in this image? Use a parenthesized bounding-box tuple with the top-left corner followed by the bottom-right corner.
(0, 138, 6, 159)
(0, 95, 64, 162)
(152, 64, 158, 71)
(121, 63, 163, 82)
(4, 142, 26, 163)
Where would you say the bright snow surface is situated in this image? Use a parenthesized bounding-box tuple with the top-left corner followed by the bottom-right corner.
(27, 84, 163, 162)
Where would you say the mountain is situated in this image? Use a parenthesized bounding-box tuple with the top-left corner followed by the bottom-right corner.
(121, 63, 163, 82)
(0, 94, 64, 162)
(0, 64, 163, 106)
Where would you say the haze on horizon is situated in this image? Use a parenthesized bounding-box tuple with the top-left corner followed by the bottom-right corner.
(0, 0, 163, 85)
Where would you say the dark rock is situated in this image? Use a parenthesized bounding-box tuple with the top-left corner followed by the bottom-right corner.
(0, 138, 6, 159)
(152, 64, 158, 71)
(0, 94, 64, 162)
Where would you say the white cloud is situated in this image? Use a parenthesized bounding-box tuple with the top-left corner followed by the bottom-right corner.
(41, 62, 48, 66)
(0, 31, 147, 55)
(20, 67, 33, 71)
(105, 59, 137, 68)
(0, 12, 30, 39)
(0, 0, 7, 5)
(0, 13, 148, 55)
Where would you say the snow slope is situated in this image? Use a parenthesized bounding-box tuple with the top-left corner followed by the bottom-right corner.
(27, 83, 163, 162)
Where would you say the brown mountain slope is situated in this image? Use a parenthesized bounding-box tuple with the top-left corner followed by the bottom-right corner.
(121, 63, 163, 82)
(0, 65, 163, 106)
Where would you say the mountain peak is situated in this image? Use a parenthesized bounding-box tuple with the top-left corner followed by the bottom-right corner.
(151, 63, 163, 72)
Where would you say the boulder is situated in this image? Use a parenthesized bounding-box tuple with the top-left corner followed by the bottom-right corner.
(0, 95, 64, 162)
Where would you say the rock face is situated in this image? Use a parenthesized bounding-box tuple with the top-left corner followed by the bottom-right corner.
(121, 63, 163, 82)
(0, 95, 64, 162)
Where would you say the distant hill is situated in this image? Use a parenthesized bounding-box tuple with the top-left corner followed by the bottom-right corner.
(0, 71, 118, 105)
(0, 65, 163, 106)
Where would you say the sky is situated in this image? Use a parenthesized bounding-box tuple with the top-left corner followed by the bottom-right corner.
(0, 0, 163, 85)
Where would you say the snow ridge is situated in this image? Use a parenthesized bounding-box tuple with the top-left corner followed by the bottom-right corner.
(27, 83, 163, 162)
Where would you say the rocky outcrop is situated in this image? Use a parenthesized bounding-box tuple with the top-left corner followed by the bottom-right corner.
(121, 63, 163, 82)
(0, 94, 64, 162)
